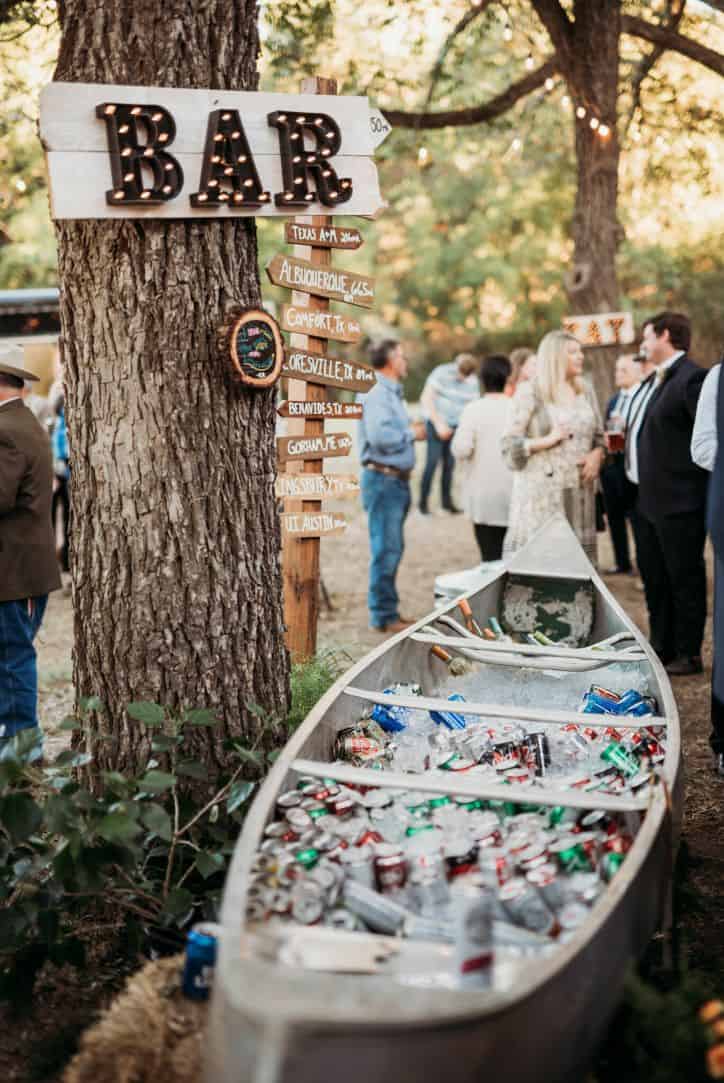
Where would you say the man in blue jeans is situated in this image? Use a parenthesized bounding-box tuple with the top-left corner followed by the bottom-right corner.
(0, 345, 61, 755)
(358, 340, 426, 633)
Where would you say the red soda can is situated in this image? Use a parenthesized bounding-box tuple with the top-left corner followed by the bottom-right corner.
(373, 844, 408, 893)
(478, 846, 511, 887)
(590, 685, 621, 703)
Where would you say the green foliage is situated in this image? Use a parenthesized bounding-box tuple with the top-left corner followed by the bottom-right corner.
(287, 647, 349, 731)
(0, 703, 264, 1011)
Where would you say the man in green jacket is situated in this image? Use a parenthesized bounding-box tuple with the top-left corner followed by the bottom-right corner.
(0, 344, 61, 752)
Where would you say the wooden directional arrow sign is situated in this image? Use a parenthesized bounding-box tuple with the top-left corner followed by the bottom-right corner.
(282, 347, 376, 393)
(280, 511, 347, 539)
(277, 400, 363, 421)
(285, 222, 363, 250)
(280, 304, 362, 344)
(266, 254, 375, 309)
(277, 431, 353, 463)
(275, 473, 360, 501)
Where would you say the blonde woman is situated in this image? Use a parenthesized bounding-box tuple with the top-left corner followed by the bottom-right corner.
(502, 330, 605, 563)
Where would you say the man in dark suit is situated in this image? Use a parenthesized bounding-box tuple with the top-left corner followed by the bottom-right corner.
(634, 312, 707, 676)
(0, 344, 61, 751)
(601, 353, 639, 574)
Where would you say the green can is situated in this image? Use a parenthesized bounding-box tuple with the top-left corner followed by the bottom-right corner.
(601, 741, 639, 778)
(428, 795, 451, 810)
(405, 823, 436, 837)
(601, 851, 625, 881)
(294, 848, 319, 869)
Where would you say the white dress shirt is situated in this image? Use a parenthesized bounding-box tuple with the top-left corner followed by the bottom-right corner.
(625, 351, 684, 484)
(691, 364, 719, 472)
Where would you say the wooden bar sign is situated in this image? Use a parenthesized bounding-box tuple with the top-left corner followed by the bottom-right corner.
(266, 254, 375, 308)
(282, 347, 376, 392)
(277, 400, 363, 420)
(275, 473, 360, 500)
(285, 222, 363, 250)
(277, 431, 353, 463)
(280, 511, 347, 538)
(279, 304, 362, 344)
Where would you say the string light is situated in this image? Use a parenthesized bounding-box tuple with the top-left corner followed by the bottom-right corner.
(562, 94, 571, 107)
(503, 24, 513, 41)
(589, 116, 599, 130)
(598, 123, 611, 138)
(544, 77, 555, 91)
(418, 146, 429, 166)
(525, 54, 535, 70)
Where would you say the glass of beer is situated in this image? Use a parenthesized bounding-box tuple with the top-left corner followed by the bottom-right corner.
(605, 414, 625, 453)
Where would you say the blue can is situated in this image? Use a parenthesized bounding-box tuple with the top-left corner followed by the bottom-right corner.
(615, 689, 655, 716)
(429, 692, 467, 730)
(581, 691, 618, 715)
(371, 696, 409, 733)
(182, 922, 221, 1001)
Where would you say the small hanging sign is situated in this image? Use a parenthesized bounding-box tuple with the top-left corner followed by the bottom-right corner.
(282, 347, 376, 393)
(279, 304, 362, 344)
(280, 511, 348, 538)
(224, 308, 283, 387)
(277, 400, 363, 420)
(562, 311, 635, 348)
(285, 222, 363, 250)
(266, 254, 375, 308)
(275, 473, 360, 500)
(277, 431, 353, 463)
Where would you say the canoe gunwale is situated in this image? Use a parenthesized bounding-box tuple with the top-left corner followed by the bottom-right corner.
(411, 632, 646, 665)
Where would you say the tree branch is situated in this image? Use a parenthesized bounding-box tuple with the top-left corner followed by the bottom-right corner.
(621, 13, 724, 76)
(422, 0, 496, 113)
(624, 0, 686, 133)
(529, 0, 573, 62)
(383, 57, 558, 130)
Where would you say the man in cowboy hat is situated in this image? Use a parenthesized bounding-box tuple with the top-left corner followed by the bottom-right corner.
(0, 343, 61, 752)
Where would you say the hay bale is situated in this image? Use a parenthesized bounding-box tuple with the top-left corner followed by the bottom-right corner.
(64, 955, 207, 1083)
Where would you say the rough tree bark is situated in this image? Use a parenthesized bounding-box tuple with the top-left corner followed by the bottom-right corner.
(557, 0, 624, 403)
(53, 1, 290, 775)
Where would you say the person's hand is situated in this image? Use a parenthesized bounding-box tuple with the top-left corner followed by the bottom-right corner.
(411, 420, 427, 441)
(578, 447, 605, 484)
(435, 421, 454, 441)
(544, 425, 572, 449)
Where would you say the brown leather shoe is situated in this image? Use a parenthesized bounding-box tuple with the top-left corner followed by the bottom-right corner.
(370, 618, 415, 634)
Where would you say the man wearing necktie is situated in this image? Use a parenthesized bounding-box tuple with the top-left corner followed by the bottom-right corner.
(630, 312, 707, 676)
(601, 353, 639, 575)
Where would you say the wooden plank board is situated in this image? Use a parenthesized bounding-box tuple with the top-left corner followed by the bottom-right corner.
(277, 400, 363, 420)
(39, 82, 379, 156)
(282, 347, 376, 392)
(277, 431, 353, 463)
(266, 254, 375, 308)
(279, 304, 363, 344)
(44, 151, 383, 220)
(275, 473, 360, 500)
(280, 511, 347, 538)
(291, 758, 652, 814)
(342, 686, 668, 730)
(285, 222, 363, 249)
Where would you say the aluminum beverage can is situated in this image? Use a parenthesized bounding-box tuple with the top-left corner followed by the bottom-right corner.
(590, 685, 622, 703)
(373, 844, 408, 893)
(276, 790, 303, 815)
(601, 741, 640, 778)
(290, 879, 324, 924)
(454, 881, 494, 989)
(523, 731, 551, 776)
(182, 923, 221, 1001)
(370, 701, 409, 733)
(429, 693, 467, 730)
(499, 877, 556, 936)
(526, 863, 565, 912)
(342, 880, 409, 934)
(341, 847, 375, 890)
(478, 847, 511, 887)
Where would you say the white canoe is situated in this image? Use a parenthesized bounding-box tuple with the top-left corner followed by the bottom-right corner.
(207, 519, 682, 1083)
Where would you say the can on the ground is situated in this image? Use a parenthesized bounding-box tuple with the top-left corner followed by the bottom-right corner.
(182, 922, 221, 1001)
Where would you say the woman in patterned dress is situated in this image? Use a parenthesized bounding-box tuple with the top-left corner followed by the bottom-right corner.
(502, 330, 605, 565)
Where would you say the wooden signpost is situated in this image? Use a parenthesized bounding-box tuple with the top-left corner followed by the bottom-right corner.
(277, 431, 353, 463)
(275, 474, 360, 501)
(277, 400, 363, 420)
(266, 253, 375, 308)
(276, 75, 385, 661)
(279, 304, 363, 344)
(562, 311, 635, 348)
(280, 511, 348, 539)
(284, 222, 363, 250)
(282, 347, 376, 392)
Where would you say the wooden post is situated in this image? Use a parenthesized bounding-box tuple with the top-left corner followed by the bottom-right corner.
(282, 75, 338, 661)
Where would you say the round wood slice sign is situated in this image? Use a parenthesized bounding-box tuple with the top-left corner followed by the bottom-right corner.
(229, 308, 283, 388)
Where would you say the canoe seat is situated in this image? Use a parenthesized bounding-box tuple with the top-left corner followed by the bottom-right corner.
(499, 573, 595, 647)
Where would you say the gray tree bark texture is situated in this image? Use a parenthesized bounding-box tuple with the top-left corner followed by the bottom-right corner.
(53, 1, 290, 775)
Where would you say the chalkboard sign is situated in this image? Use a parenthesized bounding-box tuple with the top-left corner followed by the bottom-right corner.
(227, 308, 283, 388)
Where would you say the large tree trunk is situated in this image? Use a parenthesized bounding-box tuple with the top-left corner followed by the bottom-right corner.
(54, 2, 290, 775)
(566, 0, 624, 404)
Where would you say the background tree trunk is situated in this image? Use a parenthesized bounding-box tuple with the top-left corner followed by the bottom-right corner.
(565, 0, 624, 404)
(54, 1, 290, 775)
